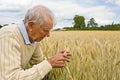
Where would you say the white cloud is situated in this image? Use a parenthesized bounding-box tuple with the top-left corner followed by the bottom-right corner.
(0, 0, 33, 25)
(115, 0, 120, 6)
(106, 0, 114, 2)
(87, 6, 115, 21)
(31, 0, 89, 28)
(0, 0, 33, 6)
(0, 0, 119, 28)
(77, 0, 96, 3)
(106, 0, 120, 6)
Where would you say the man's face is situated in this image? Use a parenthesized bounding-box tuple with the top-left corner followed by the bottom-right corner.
(27, 19, 53, 42)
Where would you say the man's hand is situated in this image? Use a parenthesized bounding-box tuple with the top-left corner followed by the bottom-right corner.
(47, 51, 71, 68)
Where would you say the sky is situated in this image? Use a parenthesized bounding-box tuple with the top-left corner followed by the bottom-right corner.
(0, 0, 120, 28)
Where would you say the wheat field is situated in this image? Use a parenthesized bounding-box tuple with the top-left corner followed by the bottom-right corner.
(40, 31, 120, 80)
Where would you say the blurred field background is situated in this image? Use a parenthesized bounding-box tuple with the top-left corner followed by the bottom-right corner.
(40, 31, 120, 80)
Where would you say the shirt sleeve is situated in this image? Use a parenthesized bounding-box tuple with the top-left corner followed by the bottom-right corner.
(0, 33, 52, 80)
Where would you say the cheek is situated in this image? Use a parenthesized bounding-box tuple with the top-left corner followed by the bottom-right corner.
(31, 31, 40, 39)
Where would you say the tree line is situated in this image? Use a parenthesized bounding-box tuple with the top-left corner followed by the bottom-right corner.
(0, 15, 120, 30)
(64, 15, 120, 30)
(0, 23, 13, 28)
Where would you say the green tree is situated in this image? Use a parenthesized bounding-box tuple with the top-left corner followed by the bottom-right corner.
(73, 15, 85, 29)
(3, 24, 8, 26)
(87, 18, 98, 28)
(0, 25, 2, 28)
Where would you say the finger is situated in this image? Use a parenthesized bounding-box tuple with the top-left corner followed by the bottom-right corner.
(57, 61, 64, 64)
(56, 53, 71, 62)
(58, 57, 70, 62)
(65, 55, 71, 59)
(55, 61, 65, 68)
(66, 53, 72, 56)
(61, 53, 71, 60)
(63, 53, 72, 58)
(63, 54, 71, 62)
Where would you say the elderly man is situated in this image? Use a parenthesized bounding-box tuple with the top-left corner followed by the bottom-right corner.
(0, 5, 71, 80)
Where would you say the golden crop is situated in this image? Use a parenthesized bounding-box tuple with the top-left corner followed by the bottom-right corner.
(40, 31, 120, 80)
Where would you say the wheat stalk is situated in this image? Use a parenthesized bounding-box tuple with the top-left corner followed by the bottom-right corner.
(64, 47, 74, 80)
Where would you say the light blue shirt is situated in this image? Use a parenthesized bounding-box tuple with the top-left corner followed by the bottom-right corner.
(18, 21, 35, 45)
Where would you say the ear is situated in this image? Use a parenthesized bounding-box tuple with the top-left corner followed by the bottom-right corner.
(27, 21, 35, 31)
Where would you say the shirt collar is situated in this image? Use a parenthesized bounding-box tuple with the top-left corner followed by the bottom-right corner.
(18, 21, 35, 45)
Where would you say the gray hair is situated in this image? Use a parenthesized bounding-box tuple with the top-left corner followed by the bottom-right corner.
(23, 5, 55, 26)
